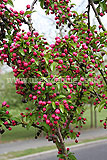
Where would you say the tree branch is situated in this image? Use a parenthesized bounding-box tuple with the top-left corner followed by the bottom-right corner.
(90, 90, 101, 101)
(32, 123, 44, 131)
(28, 0, 37, 35)
(99, 69, 107, 85)
(67, 18, 75, 28)
(18, 120, 44, 131)
(90, 0, 106, 31)
(57, 127, 68, 159)
(88, 0, 90, 31)
(5, 6, 30, 26)
(31, 0, 38, 11)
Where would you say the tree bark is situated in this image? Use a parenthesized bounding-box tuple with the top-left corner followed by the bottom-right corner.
(56, 127, 68, 160)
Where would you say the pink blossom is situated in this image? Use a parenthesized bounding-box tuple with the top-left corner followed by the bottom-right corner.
(55, 109, 60, 114)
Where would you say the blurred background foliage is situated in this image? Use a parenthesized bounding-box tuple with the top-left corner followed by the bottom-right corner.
(0, 70, 37, 142)
(0, 71, 31, 110)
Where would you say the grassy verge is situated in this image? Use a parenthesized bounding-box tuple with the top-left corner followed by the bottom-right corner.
(0, 145, 56, 160)
(0, 125, 36, 143)
(0, 107, 106, 143)
(0, 136, 107, 160)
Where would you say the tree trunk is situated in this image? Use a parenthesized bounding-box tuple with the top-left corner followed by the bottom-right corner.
(55, 127, 68, 160)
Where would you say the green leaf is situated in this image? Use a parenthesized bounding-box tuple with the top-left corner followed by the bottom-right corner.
(59, 104, 64, 113)
(42, 77, 48, 82)
(67, 86, 70, 93)
(26, 122, 32, 130)
(26, 116, 29, 122)
(19, 49, 25, 56)
(24, 11, 33, 16)
(12, 117, 21, 122)
(30, 115, 36, 121)
(71, 3, 76, 6)
(96, 5, 100, 14)
(57, 82, 63, 92)
(68, 154, 77, 160)
(36, 71, 42, 76)
(50, 62, 57, 71)
(35, 60, 39, 65)
(42, 122, 50, 131)
(98, 101, 105, 112)
(99, 1, 106, 11)
(72, 155, 77, 160)
(7, 0, 14, 7)
(1, 116, 9, 119)
(0, 61, 3, 65)
(41, 82, 45, 88)
(57, 154, 65, 158)
(29, 46, 33, 53)
(40, 0, 45, 8)
(52, 102, 56, 109)
(44, 57, 49, 65)
(0, 120, 3, 125)
(57, 95, 66, 99)
(46, 8, 49, 14)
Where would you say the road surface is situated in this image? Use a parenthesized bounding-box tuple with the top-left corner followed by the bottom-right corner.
(0, 128, 107, 154)
(12, 139, 107, 160)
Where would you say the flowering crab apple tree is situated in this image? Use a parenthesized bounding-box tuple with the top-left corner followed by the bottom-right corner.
(0, 0, 107, 159)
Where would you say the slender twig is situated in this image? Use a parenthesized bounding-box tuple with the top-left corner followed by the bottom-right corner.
(32, 123, 44, 131)
(99, 69, 107, 85)
(31, 0, 38, 11)
(90, 90, 101, 101)
(5, 6, 30, 26)
(59, 25, 64, 38)
(67, 18, 75, 28)
(19, 119, 44, 131)
(93, 90, 101, 101)
(88, 0, 90, 31)
(90, 0, 106, 31)
(28, 0, 37, 35)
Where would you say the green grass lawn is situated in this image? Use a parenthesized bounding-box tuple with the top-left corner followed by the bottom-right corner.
(0, 108, 37, 143)
(0, 125, 36, 143)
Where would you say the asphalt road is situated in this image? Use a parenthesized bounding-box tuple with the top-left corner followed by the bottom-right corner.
(13, 139, 107, 160)
(0, 128, 107, 154)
